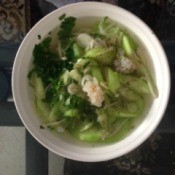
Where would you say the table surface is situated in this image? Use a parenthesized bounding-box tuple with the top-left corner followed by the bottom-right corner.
(0, 0, 175, 175)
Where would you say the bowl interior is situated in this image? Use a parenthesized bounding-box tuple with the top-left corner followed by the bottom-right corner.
(12, 2, 170, 162)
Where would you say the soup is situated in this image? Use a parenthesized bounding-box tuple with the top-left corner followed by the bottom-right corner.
(28, 15, 158, 143)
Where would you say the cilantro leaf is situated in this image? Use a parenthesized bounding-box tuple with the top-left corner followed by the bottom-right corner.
(59, 13, 66, 21)
(29, 37, 63, 86)
(58, 16, 76, 39)
(65, 95, 97, 120)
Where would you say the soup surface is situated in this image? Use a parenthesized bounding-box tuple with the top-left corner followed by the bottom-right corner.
(28, 15, 158, 143)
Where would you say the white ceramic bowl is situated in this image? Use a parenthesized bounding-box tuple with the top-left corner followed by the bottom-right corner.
(12, 2, 170, 162)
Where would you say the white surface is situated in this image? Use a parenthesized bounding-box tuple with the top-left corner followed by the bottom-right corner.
(12, 2, 170, 162)
(0, 127, 25, 175)
(49, 152, 65, 175)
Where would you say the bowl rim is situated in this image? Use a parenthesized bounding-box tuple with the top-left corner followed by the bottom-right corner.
(12, 1, 171, 162)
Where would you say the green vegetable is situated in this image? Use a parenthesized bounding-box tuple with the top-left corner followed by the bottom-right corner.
(104, 119, 132, 143)
(90, 66, 104, 83)
(59, 13, 66, 21)
(122, 34, 137, 56)
(85, 47, 115, 65)
(78, 126, 102, 142)
(104, 67, 120, 93)
(35, 98, 51, 122)
(29, 37, 62, 86)
(49, 101, 66, 122)
(64, 109, 78, 117)
(58, 16, 76, 39)
(30, 73, 45, 99)
(72, 43, 83, 58)
(93, 16, 124, 45)
(120, 74, 150, 95)
(79, 120, 94, 132)
(130, 52, 158, 98)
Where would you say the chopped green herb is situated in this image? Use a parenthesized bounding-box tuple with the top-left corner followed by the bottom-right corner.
(28, 36, 63, 86)
(59, 13, 66, 20)
(58, 16, 76, 39)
